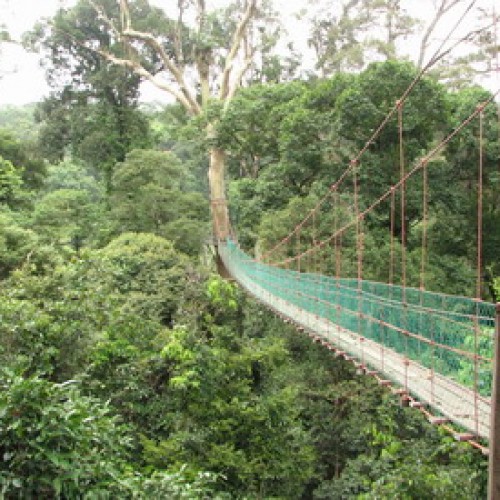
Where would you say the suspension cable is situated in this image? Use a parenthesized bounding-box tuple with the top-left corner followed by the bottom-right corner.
(271, 90, 499, 268)
(259, 1, 480, 263)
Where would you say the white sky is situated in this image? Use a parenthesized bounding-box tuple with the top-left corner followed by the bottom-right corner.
(0, 0, 498, 106)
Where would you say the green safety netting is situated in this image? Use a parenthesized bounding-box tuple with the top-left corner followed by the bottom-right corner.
(220, 240, 496, 396)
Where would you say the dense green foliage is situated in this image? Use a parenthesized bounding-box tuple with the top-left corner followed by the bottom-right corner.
(25, 0, 155, 185)
(0, 104, 40, 143)
(0, 37, 497, 498)
(109, 150, 208, 255)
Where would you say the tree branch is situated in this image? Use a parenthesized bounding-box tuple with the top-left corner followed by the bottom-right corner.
(429, 21, 495, 68)
(225, 47, 257, 105)
(196, 0, 211, 107)
(219, 0, 257, 101)
(174, 0, 186, 67)
(98, 50, 197, 111)
(121, 27, 201, 114)
(418, 0, 463, 68)
(120, 0, 131, 32)
(88, 0, 201, 114)
(56, 24, 197, 112)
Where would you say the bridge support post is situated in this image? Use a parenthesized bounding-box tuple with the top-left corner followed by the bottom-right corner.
(488, 303, 500, 500)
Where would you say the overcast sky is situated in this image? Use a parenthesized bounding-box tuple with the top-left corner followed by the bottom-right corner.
(0, 0, 498, 106)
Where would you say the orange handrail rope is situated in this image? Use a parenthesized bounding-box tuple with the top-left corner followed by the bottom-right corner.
(268, 91, 498, 268)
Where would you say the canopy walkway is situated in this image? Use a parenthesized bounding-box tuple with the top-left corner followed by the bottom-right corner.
(213, 75, 500, 456)
(220, 241, 496, 442)
(212, 52, 500, 492)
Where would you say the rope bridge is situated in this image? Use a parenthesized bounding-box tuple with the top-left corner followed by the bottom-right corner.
(220, 240, 495, 444)
(214, 61, 499, 452)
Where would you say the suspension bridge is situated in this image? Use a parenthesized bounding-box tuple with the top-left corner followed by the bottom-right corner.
(219, 240, 496, 441)
(212, 63, 500, 494)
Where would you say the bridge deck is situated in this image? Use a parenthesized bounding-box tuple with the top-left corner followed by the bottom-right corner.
(221, 251, 490, 440)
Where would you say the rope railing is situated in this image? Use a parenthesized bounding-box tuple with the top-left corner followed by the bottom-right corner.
(219, 240, 495, 439)
(266, 91, 499, 268)
(222, 241, 495, 363)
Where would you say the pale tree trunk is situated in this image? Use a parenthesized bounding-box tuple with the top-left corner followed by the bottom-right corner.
(209, 145, 234, 279)
(208, 146, 231, 241)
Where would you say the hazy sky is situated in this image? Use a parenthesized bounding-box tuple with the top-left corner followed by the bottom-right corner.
(0, 0, 498, 106)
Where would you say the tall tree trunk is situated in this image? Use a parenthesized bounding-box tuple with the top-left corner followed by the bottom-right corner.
(208, 146, 230, 240)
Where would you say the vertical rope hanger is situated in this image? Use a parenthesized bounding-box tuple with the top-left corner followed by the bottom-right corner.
(352, 159, 360, 286)
(390, 186, 396, 300)
(398, 100, 407, 294)
(332, 185, 342, 335)
(419, 161, 428, 360)
(473, 104, 485, 436)
(476, 105, 484, 302)
(385, 185, 397, 374)
(312, 208, 320, 320)
(420, 160, 428, 292)
(284, 232, 290, 272)
(398, 99, 410, 392)
(296, 226, 301, 273)
(331, 184, 338, 278)
(352, 160, 361, 285)
(420, 159, 435, 402)
(333, 186, 343, 282)
(352, 159, 366, 367)
(312, 209, 316, 273)
(326, 188, 336, 339)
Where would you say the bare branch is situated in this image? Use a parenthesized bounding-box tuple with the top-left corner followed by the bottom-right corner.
(95, 47, 198, 112)
(85, 1, 201, 114)
(428, 21, 495, 68)
(195, 0, 211, 107)
(225, 47, 257, 105)
(219, 0, 257, 100)
(120, 0, 131, 32)
(55, 23, 198, 113)
(174, 0, 186, 67)
(197, 0, 206, 19)
(121, 27, 201, 114)
(418, 0, 464, 68)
